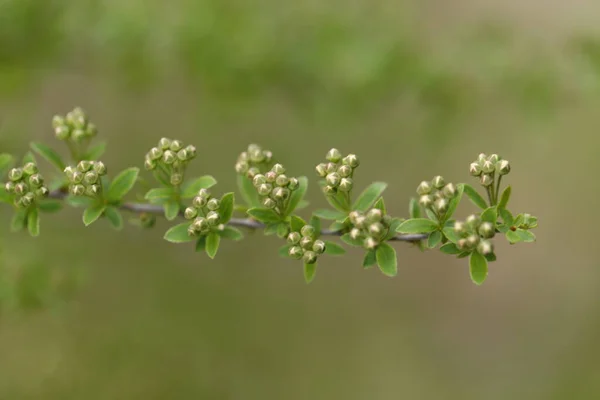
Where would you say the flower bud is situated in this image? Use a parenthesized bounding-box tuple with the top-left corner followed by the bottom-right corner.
(149, 147, 162, 161)
(184, 207, 198, 219)
(326, 173, 341, 187)
(55, 125, 70, 140)
(338, 165, 352, 178)
(263, 150, 273, 163)
(477, 240, 493, 255)
(275, 174, 289, 187)
(86, 123, 98, 137)
(301, 225, 316, 238)
(349, 211, 361, 225)
(481, 160, 495, 174)
(323, 185, 336, 195)
(235, 161, 249, 174)
(419, 194, 433, 208)
(300, 236, 314, 250)
(52, 115, 65, 128)
(176, 149, 188, 161)
(185, 145, 197, 159)
(263, 198, 276, 209)
(163, 150, 176, 165)
(144, 158, 157, 171)
(326, 148, 342, 163)
(435, 198, 448, 214)
(303, 251, 317, 264)
(35, 187, 49, 198)
(289, 246, 304, 260)
(23, 162, 38, 176)
(478, 222, 495, 239)
(457, 238, 468, 250)
(21, 193, 34, 207)
(159, 138, 171, 150)
(288, 177, 299, 190)
(466, 234, 479, 248)
(8, 168, 23, 182)
(170, 173, 183, 186)
(72, 129, 86, 141)
(324, 162, 336, 174)
(246, 167, 260, 179)
(480, 174, 493, 187)
(71, 184, 85, 196)
(4, 181, 15, 193)
(83, 171, 98, 185)
(272, 187, 290, 200)
(338, 178, 353, 192)
(71, 170, 83, 184)
(253, 174, 267, 187)
(170, 140, 183, 152)
(28, 174, 43, 188)
(454, 221, 466, 234)
(315, 163, 327, 177)
(14, 182, 28, 195)
(364, 236, 378, 250)
(497, 159, 510, 175)
(312, 240, 326, 254)
(488, 154, 499, 165)
(198, 189, 210, 198)
(366, 208, 383, 223)
(350, 227, 362, 240)
(93, 161, 107, 176)
(265, 171, 277, 183)
(192, 195, 207, 208)
(87, 185, 101, 196)
(207, 198, 220, 211)
(477, 153, 487, 164)
(432, 176, 445, 189)
(343, 154, 359, 168)
(249, 148, 265, 163)
(206, 211, 220, 225)
(368, 222, 385, 237)
(77, 160, 93, 173)
(469, 162, 482, 176)
(466, 214, 481, 228)
(287, 232, 301, 245)
(192, 217, 209, 233)
(354, 215, 366, 228)
(258, 183, 272, 196)
(442, 183, 457, 199)
(417, 181, 432, 195)
(382, 215, 392, 226)
(188, 226, 197, 237)
(272, 163, 286, 175)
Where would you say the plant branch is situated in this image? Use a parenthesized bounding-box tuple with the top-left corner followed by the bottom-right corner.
(48, 189, 426, 242)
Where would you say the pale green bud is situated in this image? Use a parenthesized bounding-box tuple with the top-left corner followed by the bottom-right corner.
(207, 198, 220, 211)
(338, 165, 352, 177)
(71, 184, 85, 196)
(206, 211, 220, 225)
(338, 178, 353, 192)
(176, 149, 189, 161)
(192, 217, 209, 233)
(28, 174, 43, 187)
(289, 246, 304, 260)
(466, 214, 482, 228)
(159, 138, 171, 150)
(263, 150, 273, 163)
(272, 187, 290, 200)
(84, 171, 98, 185)
(188, 226, 197, 237)
(192, 195, 207, 208)
(163, 150, 176, 165)
(488, 154, 499, 165)
(55, 125, 70, 140)
(326, 148, 342, 163)
(368, 222, 385, 237)
(419, 194, 433, 208)
(275, 174, 289, 187)
(272, 164, 286, 175)
(442, 183, 457, 199)
(86, 123, 97, 137)
(312, 240, 326, 254)
(325, 162, 337, 174)
(4, 181, 15, 193)
(481, 160, 495, 174)
(315, 163, 327, 177)
(301, 225, 316, 238)
(478, 222, 495, 239)
(469, 162, 482, 176)
(184, 207, 198, 220)
(432, 176, 445, 189)
(435, 198, 448, 214)
(287, 232, 301, 245)
(170, 173, 183, 186)
(185, 145, 197, 159)
(258, 183, 272, 196)
(198, 189, 210, 198)
(466, 234, 479, 248)
(350, 227, 362, 240)
(246, 167, 260, 180)
(303, 251, 317, 264)
(144, 158, 157, 171)
(417, 181, 432, 195)
(87, 185, 101, 196)
(288, 177, 299, 190)
(253, 174, 267, 187)
(299, 236, 313, 250)
(477, 240, 493, 255)
(21, 192, 34, 207)
(249, 148, 265, 163)
(263, 198, 276, 209)
(480, 174, 493, 187)
(72, 129, 86, 141)
(265, 171, 277, 183)
(364, 236, 378, 250)
(326, 173, 341, 187)
(349, 211, 361, 225)
(8, 168, 23, 182)
(23, 162, 38, 176)
(354, 215, 366, 229)
(497, 160, 510, 175)
(35, 187, 49, 198)
(93, 161, 107, 176)
(457, 238, 468, 250)
(71, 170, 84, 184)
(235, 161, 249, 174)
(323, 185, 336, 195)
(477, 153, 487, 164)
(52, 115, 65, 128)
(343, 154, 359, 168)
(238, 151, 249, 162)
(14, 182, 28, 195)
(454, 221, 466, 234)
(170, 140, 183, 152)
(77, 160, 93, 173)
(366, 208, 383, 223)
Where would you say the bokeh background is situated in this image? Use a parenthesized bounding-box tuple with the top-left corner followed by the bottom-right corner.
(0, 0, 597, 399)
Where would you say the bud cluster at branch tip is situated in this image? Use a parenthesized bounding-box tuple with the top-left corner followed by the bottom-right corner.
(4, 162, 49, 208)
(144, 138, 197, 186)
(235, 143, 274, 178)
(185, 189, 226, 237)
(349, 207, 392, 250)
(64, 160, 107, 197)
(249, 163, 300, 213)
(469, 153, 510, 185)
(287, 224, 326, 264)
(454, 214, 495, 255)
(315, 148, 359, 195)
(417, 176, 458, 219)
(52, 107, 97, 142)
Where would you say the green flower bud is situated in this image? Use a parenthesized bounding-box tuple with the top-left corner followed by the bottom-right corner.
(93, 161, 107, 176)
(23, 162, 38, 176)
(198, 188, 210, 199)
(207, 198, 220, 211)
(488, 154, 499, 165)
(4, 181, 15, 193)
(366, 208, 383, 223)
(144, 158, 156, 171)
(338, 177, 353, 192)
(350, 227, 362, 240)
(52, 115, 65, 128)
(288, 177, 299, 190)
(265, 171, 277, 183)
(206, 211, 220, 225)
(246, 167, 260, 180)
(287, 232, 302, 245)
(368, 222, 385, 237)
(184, 207, 198, 220)
(35, 187, 49, 198)
(249, 148, 265, 163)
(466, 214, 481, 228)
(432, 175, 445, 189)
(263, 198, 276, 209)
(82, 171, 97, 185)
(185, 145, 197, 159)
(77, 160, 93, 173)
(457, 238, 468, 250)
(258, 183, 272, 196)
(435, 198, 448, 214)
(55, 125, 70, 140)
(338, 165, 352, 177)
(417, 181, 432, 195)
(469, 162, 482, 176)
(349, 211, 361, 225)
(382, 214, 392, 226)
(71, 184, 85, 196)
(21, 193, 34, 207)
(481, 160, 495, 174)
(8, 168, 23, 182)
(466, 234, 479, 248)
(326, 148, 342, 163)
(263, 150, 273, 163)
(354, 215, 366, 229)
(364, 236, 378, 250)
(342, 154, 359, 168)
(454, 221, 466, 235)
(170, 140, 183, 152)
(252, 174, 267, 187)
(477, 240, 493, 255)
(312, 240, 326, 254)
(275, 174, 289, 187)
(14, 182, 28, 195)
(188, 226, 197, 237)
(323, 185, 336, 195)
(300, 236, 314, 250)
(303, 251, 317, 264)
(301, 225, 316, 238)
(442, 183, 457, 199)
(497, 160, 510, 175)
(326, 173, 341, 187)
(28, 174, 44, 187)
(86, 123, 97, 137)
(235, 161, 249, 174)
(289, 246, 304, 260)
(272, 164, 285, 175)
(72, 129, 86, 141)
(192, 195, 207, 208)
(315, 163, 327, 177)
(325, 162, 337, 174)
(419, 194, 433, 208)
(176, 149, 189, 161)
(170, 173, 183, 186)
(272, 187, 290, 200)
(71, 170, 84, 184)
(477, 153, 487, 164)
(478, 222, 495, 239)
(192, 217, 209, 233)
(163, 150, 176, 165)
(238, 151, 249, 162)
(159, 138, 171, 150)
(480, 174, 493, 187)
(87, 185, 101, 197)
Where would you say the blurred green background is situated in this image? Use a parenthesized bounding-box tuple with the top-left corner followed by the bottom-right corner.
(0, 0, 597, 398)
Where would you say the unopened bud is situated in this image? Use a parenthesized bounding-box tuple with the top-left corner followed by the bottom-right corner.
(87, 185, 101, 196)
(488, 154, 499, 165)
(289, 246, 304, 260)
(338, 177, 353, 192)
(52, 115, 65, 128)
(192, 217, 209, 233)
(478, 222, 495, 239)
(301, 225, 316, 238)
(72, 129, 86, 141)
(477, 240, 494, 255)
(8, 168, 23, 182)
(469, 162, 482, 176)
(326, 148, 342, 163)
(287, 232, 301, 245)
(442, 183, 457, 199)
(466, 214, 482, 228)
(315, 163, 327, 177)
(466, 234, 479, 248)
(86, 123, 98, 137)
(71, 171, 84, 184)
(288, 177, 299, 190)
(480, 174, 493, 187)
(93, 161, 107, 175)
(23, 162, 38, 176)
(55, 125, 70, 140)
(303, 251, 318, 264)
(185, 145, 197, 159)
(457, 238, 468, 250)
(162, 150, 176, 165)
(265, 171, 277, 183)
(192, 195, 207, 208)
(300, 236, 314, 250)
(198, 189, 211, 198)
(77, 160, 93, 173)
(323, 185, 336, 195)
(176, 149, 188, 161)
(272, 187, 290, 200)
(263, 150, 273, 163)
(14, 182, 28, 195)
(477, 153, 487, 164)
(206, 211, 220, 225)
(497, 159, 510, 175)
(481, 160, 495, 174)
(326, 162, 337, 174)
(454, 221, 466, 234)
(272, 164, 286, 175)
(28, 174, 43, 187)
(364, 236, 378, 250)
(35, 187, 49, 198)
(312, 240, 326, 254)
(84, 171, 98, 185)
(4, 181, 15, 193)
(170, 140, 183, 152)
(263, 198, 276, 209)
(144, 158, 156, 171)
(432, 176, 445, 189)
(21, 193, 34, 207)
(258, 183, 272, 196)
(246, 167, 260, 179)
(435, 198, 448, 214)
(350, 227, 362, 240)
(343, 154, 360, 168)
(71, 184, 85, 196)
(159, 138, 171, 150)
(170, 173, 183, 186)
(368, 222, 385, 237)
(419, 195, 433, 208)
(417, 181, 432, 195)
(253, 174, 267, 187)
(184, 207, 198, 220)
(349, 211, 361, 225)
(366, 208, 383, 223)
(326, 173, 341, 187)
(235, 161, 249, 174)
(275, 174, 289, 187)
(207, 198, 220, 211)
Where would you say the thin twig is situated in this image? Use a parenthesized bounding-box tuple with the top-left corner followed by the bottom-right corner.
(48, 189, 426, 243)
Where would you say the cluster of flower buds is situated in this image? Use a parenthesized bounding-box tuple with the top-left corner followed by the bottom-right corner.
(235, 144, 274, 179)
(64, 160, 107, 197)
(52, 107, 97, 142)
(348, 208, 392, 250)
(315, 148, 359, 195)
(251, 163, 299, 211)
(4, 162, 49, 208)
(144, 138, 197, 186)
(286, 225, 326, 264)
(184, 189, 225, 236)
(469, 153, 510, 187)
(453, 214, 495, 255)
(416, 176, 458, 218)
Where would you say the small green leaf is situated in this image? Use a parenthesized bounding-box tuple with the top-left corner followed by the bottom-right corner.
(463, 184, 488, 209)
(237, 175, 261, 208)
(83, 204, 106, 226)
(27, 207, 40, 237)
(163, 200, 180, 221)
(485, 252, 497, 262)
(247, 208, 281, 223)
(499, 208, 514, 225)
(296, 199, 310, 210)
(164, 222, 194, 243)
(195, 236, 207, 252)
(21, 151, 36, 165)
(385, 218, 403, 240)
(505, 230, 521, 244)
(304, 262, 317, 283)
(440, 242, 461, 255)
(278, 244, 292, 258)
(285, 176, 308, 216)
(324, 241, 346, 255)
(289, 215, 306, 232)
(66, 196, 93, 208)
(105, 207, 123, 230)
(276, 222, 289, 238)
(219, 193, 235, 223)
(498, 185, 511, 210)
(513, 214, 525, 227)
(107, 168, 139, 202)
(38, 199, 63, 213)
(427, 230, 442, 248)
(363, 250, 377, 268)
(328, 221, 346, 232)
(469, 251, 488, 285)
(217, 226, 244, 241)
(313, 209, 346, 221)
(309, 215, 321, 236)
(353, 182, 387, 212)
(30, 142, 65, 171)
(442, 227, 460, 243)
(83, 142, 107, 160)
(325, 193, 349, 213)
(425, 208, 438, 221)
(145, 188, 175, 201)
(481, 206, 498, 224)
(409, 197, 421, 219)
(457, 251, 471, 259)
(205, 232, 221, 259)
(182, 176, 217, 198)
(263, 223, 279, 236)
(373, 197, 386, 214)
(442, 183, 464, 222)
(376, 242, 397, 277)
(0, 153, 15, 174)
(340, 233, 363, 247)
(516, 229, 536, 242)
(10, 209, 27, 232)
(396, 218, 438, 234)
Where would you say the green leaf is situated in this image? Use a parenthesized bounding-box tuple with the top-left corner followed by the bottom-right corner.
(385, 218, 403, 240)
(373, 197, 386, 213)
(10, 209, 27, 232)
(442, 227, 461, 243)
(30, 142, 65, 171)
(469, 251, 488, 285)
(285, 176, 308, 216)
(296, 200, 310, 210)
(498, 185, 511, 210)
(219, 193, 235, 223)
(247, 208, 281, 223)
(340, 233, 363, 247)
(289, 215, 306, 232)
(164, 222, 195, 243)
(205, 232, 221, 259)
(38, 199, 63, 213)
(163, 200, 180, 221)
(463, 184, 488, 209)
(396, 218, 438, 234)
(107, 167, 139, 202)
(153, 170, 171, 187)
(276, 223, 289, 238)
(195, 236, 207, 252)
(481, 206, 498, 224)
(217, 226, 244, 241)
(182, 175, 217, 198)
(104, 207, 123, 230)
(323, 241, 346, 255)
(363, 250, 377, 268)
(27, 208, 40, 237)
(83, 204, 106, 226)
(83, 142, 107, 160)
(457, 251, 471, 259)
(353, 182, 387, 212)
(442, 183, 464, 222)
(328, 221, 346, 232)
(309, 215, 321, 236)
(0, 153, 15, 174)
(409, 197, 421, 219)
(499, 208, 514, 226)
(376, 242, 397, 277)
(427, 230, 442, 248)
(65, 196, 93, 208)
(505, 230, 521, 244)
(21, 151, 36, 165)
(144, 188, 175, 201)
(485, 253, 497, 262)
(513, 214, 525, 228)
(304, 263, 317, 283)
(313, 209, 346, 221)
(237, 175, 261, 208)
(440, 242, 461, 255)
(278, 244, 292, 258)
(263, 223, 279, 235)
(516, 229, 536, 243)
(325, 193, 349, 213)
